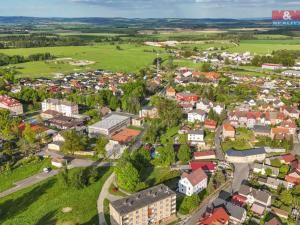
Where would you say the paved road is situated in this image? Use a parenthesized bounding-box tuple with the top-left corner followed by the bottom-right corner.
(183, 180, 232, 225)
(231, 163, 250, 192)
(0, 170, 59, 198)
(97, 173, 123, 225)
(214, 124, 225, 160)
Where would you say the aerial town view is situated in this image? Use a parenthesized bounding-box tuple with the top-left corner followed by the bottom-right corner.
(0, 1, 300, 225)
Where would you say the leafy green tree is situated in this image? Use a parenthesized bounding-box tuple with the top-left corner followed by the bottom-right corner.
(109, 95, 119, 110)
(201, 62, 212, 72)
(153, 97, 182, 128)
(265, 168, 272, 177)
(69, 168, 88, 189)
(154, 145, 175, 167)
(280, 190, 293, 206)
(279, 164, 289, 176)
(177, 144, 190, 163)
(61, 130, 87, 154)
(292, 184, 300, 196)
(94, 135, 109, 157)
(23, 123, 36, 144)
(115, 161, 140, 192)
(179, 194, 201, 215)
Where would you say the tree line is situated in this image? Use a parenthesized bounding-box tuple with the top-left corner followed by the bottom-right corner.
(0, 52, 55, 66)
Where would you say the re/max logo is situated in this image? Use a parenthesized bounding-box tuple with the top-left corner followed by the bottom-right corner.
(272, 10, 300, 26)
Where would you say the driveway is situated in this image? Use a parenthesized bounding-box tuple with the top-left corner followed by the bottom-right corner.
(0, 170, 59, 198)
(231, 163, 250, 193)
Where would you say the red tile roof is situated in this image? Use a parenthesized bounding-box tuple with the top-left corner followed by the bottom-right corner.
(0, 95, 21, 107)
(281, 154, 296, 163)
(199, 207, 229, 225)
(223, 123, 235, 132)
(182, 168, 207, 186)
(190, 161, 217, 172)
(194, 150, 216, 158)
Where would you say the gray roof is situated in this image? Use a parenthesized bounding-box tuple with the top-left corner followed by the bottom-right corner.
(225, 202, 246, 221)
(253, 189, 271, 204)
(110, 184, 175, 215)
(226, 147, 265, 157)
(89, 114, 130, 130)
(212, 198, 226, 208)
(238, 184, 252, 196)
(253, 125, 271, 133)
(188, 129, 204, 135)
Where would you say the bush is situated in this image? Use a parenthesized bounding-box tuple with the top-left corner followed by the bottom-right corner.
(179, 194, 201, 215)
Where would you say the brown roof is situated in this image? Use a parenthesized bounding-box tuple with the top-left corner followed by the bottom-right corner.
(223, 123, 235, 132)
(182, 168, 207, 186)
(112, 128, 141, 143)
(265, 217, 283, 225)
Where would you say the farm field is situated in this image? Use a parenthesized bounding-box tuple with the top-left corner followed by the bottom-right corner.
(0, 44, 163, 78)
(228, 39, 300, 54)
(0, 167, 113, 225)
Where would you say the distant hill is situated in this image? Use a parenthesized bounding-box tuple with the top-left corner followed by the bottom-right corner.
(0, 16, 272, 29)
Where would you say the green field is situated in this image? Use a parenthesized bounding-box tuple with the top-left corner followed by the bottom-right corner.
(228, 39, 300, 54)
(0, 158, 51, 193)
(0, 44, 163, 78)
(0, 167, 113, 225)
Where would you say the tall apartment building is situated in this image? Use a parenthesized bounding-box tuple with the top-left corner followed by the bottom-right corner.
(110, 184, 176, 225)
(41, 99, 79, 117)
(0, 95, 23, 115)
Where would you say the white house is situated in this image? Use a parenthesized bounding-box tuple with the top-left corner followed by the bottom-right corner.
(188, 110, 207, 123)
(42, 99, 79, 117)
(178, 168, 207, 196)
(262, 63, 283, 70)
(188, 129, 204, 145)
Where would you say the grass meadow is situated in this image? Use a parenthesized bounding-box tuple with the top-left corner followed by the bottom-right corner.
(0, 167, 113, 225)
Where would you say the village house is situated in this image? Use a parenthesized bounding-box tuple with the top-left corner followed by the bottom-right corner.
(199, 207, 229, 225)
(188, 129, 204, 146)
(176, 92, 199, 103)
(252, 163, 279, 177)
(222, 123, 235, 140)
(187, 109, 207, 123)
(238, 184, 272, 207)
(204, 119, 217, 130)
(193, 150, 216, 160)
(189, 161, 217, 174)
(225, 148, 266, 163)
(0, 95, 23, 115)
(166, 86, 176, 97)
(258, 177, 294, 190)
(139, 106, 158, 119)
(178, 168, 208, 196)
(253, 125, 271, 137)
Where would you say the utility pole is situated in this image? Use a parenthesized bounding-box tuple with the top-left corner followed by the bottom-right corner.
(156, 52, 159, 76)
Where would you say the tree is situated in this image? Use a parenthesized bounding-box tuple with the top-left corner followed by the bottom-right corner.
(94, 136, 109, 157)
(280, 190, 293, 206)
(153, 97, 182, 128)
(115, 161, 140, 192)
(61, 130, 87, 154)
(109, 95, 119, 110)
(154, 145, 175, 167)
(69, 168, 89, 189)
(201, 62, 212, 72)
(23, 123, 36, 144)
(265, 168, 272, 177)
(179, 194, 201, 215)
(177, 144, 190, 163)
(293, 184, 300, 196)
(214, 170, 226, 187)
(279, 164, 289, 176)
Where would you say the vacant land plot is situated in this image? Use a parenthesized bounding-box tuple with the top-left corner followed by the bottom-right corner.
(0, 44, 163, 78)
(0, 167, 113, 225)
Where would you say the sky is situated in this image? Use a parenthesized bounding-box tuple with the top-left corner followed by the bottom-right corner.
(0, 0, 300, 18)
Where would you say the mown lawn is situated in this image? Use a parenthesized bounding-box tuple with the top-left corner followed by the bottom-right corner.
(0, 43, 165, 78)
(0, 167, 113, 225)
(0, 158, 51, 193)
